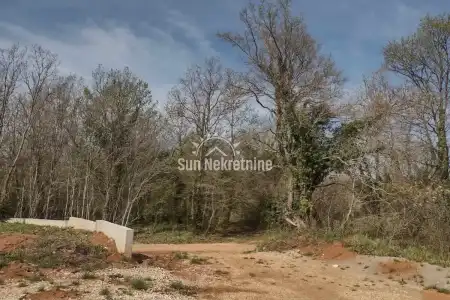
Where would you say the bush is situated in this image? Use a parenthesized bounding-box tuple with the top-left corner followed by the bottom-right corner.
(81, 272, 98, 280)
(169, 280, 197, 296)
(130, 278, 150, 290)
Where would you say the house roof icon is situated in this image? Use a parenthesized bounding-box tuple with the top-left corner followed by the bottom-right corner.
(191, 134, 240, 157)
(205, 146, 227, 157)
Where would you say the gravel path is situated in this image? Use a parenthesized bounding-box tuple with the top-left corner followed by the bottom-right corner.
(0, 265, 195, 300)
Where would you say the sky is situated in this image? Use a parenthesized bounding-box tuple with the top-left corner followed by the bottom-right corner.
(0, 0, 446, 106)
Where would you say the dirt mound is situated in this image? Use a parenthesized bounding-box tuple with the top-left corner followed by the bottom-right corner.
(378, 259, 418, 280)
(0, 234, 36, 252)
(90, 232, 117, 253)
(0, 262, 40, 279)
(320, 242, 356, 260)
(25, 288, 79, 300)
(90, 232, 125, 263)
(106, 253, 123, 263)
(299, 241, 356, 260)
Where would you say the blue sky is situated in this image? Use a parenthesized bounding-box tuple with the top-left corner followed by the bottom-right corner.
(0, 0, 446, 104)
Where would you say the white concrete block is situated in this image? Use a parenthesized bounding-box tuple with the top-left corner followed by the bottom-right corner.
(68, 217, 96, 231)
(95, 220, 134, 257)
(6, 218, 68, 228)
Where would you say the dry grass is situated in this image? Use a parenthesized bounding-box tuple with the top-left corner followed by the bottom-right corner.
(134, 227, 261, 244)
(0, 223, 110, 270)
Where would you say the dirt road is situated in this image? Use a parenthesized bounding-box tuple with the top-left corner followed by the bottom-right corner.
(133, 242, 450, 300)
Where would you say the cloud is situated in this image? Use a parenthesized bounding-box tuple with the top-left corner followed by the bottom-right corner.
(166, 10, 218, 57)
(328, 1, 429, 86)
(0, 13, 217, 105)
(0, 0, 440, 107)
(352, 2, 424, 42)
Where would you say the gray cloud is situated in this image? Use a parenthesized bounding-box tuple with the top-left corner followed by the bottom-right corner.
(0, 13, 219, 105)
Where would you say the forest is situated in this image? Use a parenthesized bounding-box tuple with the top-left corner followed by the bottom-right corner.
(0, 0, 449, 254)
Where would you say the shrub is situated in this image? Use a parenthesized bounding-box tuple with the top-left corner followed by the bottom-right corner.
(130, 278, 150, 290)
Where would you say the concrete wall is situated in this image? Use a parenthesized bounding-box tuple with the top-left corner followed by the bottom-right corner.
(67, 217, 96, 231)
(6, 218, 68, 228)
(95, 220, 133, 258)
(5, 217, 133, 257)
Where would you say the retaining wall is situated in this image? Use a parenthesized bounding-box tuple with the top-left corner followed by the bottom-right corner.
(95, 220, 133, 257)
(5, 217, 133, 257)
(6, 218, 68, 228)
(67, 217, 96, 231)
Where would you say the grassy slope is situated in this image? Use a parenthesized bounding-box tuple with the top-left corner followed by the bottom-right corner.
(0, 222, 109, 270)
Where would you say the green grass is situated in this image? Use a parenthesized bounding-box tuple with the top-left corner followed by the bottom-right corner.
(256, 230, 307, 252)
(99, 287, 113, 300)
(134, 225, 450, 268)
(254, 228, 450, 268)
(0, 222, 60, 234)
(173, 252, 189, 259)
(190, 256, 209, 265)
(169, 280, 198, 296)
(130, 278, 151, 290)
(108, 273, 124, 279)
(343, 234, 450, 267)
(133, 227, 261, 244)
(424, 284, 450, 294)
(121, 288, 133, 296)
(81, 272, 98, 280)
(169, 280, 185, 290)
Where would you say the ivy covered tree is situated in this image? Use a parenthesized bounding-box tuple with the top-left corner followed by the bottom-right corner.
(219, 0, 370, 227)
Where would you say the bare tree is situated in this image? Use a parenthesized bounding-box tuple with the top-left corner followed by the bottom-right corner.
(0, 45, 58, 208)
(166, 57, 238, 230)
(384, 14, 450, 180)
(84, 65, 157, 222)
(0, 44, 26, 139)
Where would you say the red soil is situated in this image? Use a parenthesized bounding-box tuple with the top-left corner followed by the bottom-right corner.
(0, 233, 36, 252)
(378, 259, 418, 276)
(89, 232, 117, 253)
(422, 290, 450, 300)
(0, 262, 40, 279)
(299, 241, 356, 260)
(25, 288, 79, 300)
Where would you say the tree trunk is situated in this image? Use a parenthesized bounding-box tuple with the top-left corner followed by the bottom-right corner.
(437, 105, 449, 180)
